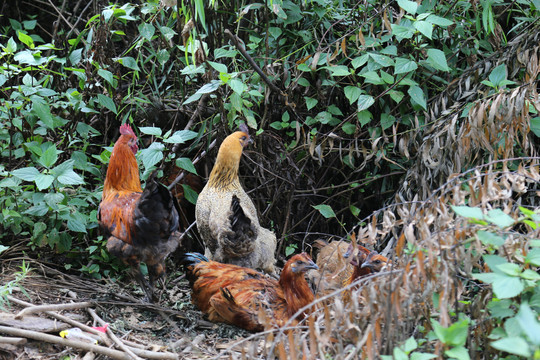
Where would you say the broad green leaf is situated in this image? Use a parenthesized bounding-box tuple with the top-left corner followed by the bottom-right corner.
(389, 90, 405, 103)
(444, 346, 470, 360)
(39, 144, 58, 168)
(305, 97, 318, 111)
(35, 173, 54, 190)
(52, 160, 84, 185)
(492, 274, 524, 299)
(18, 31, 34, 48)
(69, 48, 83, 65)
(414, 20, 433, 39)
(96, 94, 117, 114)
(393, 347, 408, 360)
(391, 24, 415, 40)
(394, 58, 418, 74)
(526, 248, 540, 266)
(313, 204, 336, 219)
(495, 262, 521, 276)
(156, 49, 170, 65)
(139, 126, 162, 136)
(381, 113, 395, 130)
(159, 26, 177, 41)
(483, 254, 508, 274)
(268, 27, 282, 38)
(489, 64, 508, 88)
(369, 53, 394, 66)
(491, 337, 531, 357)
(32, 101, 54, 129)
(229, 78, 246, 94)
(0, 245, 9, 254)
(342, 122, 356, 135)
(380, 70, 394, 84)
(117, 56, 140, 71)
(12, 167, 40, 181)
(452, 205, 484, 219)
(98, 69, 115, 86)
(516, 303, 540, 345)
(397, 0, 418, 14)
(139, 23, 155, 41)
(183, 80, 221, 105)
(208, 61, 228, 73)
(182, 184, 199, 205)
(361, 71, 385, 85)
(175, 157, 197, 174)
(351, 54, 369, 69)
(325, 65, 351, 76)
(67, 218, 87, 233)
(427, 49, 450, 72)
(408, 86, 427, 110)
(426, 15, 454, 27)
(403, 337, 418, 353)
(410, 354, 437, 360)
(344, 86, 362, 105)
(477, 230, 504, 247)
(164, 130, 198, 144)
(349, 204, 360, 216)
(357, 95, 375, 111)
(140, 142, 165, 169)
(485, 209, 515, 228)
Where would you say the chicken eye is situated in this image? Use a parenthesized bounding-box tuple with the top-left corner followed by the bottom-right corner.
(374, 260, 381, 264)
(296, 260, 303, 265)
(240, 136, 247, 141)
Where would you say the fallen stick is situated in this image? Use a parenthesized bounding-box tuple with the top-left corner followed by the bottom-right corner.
(15, 301, 93, 319)
(87, 308, 143, 360)
(0, 336, 27, 345)
(7, 296, 111, 346)
(0, 325, 130, 360)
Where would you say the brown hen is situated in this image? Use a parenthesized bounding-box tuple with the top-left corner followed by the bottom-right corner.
(180, 252, 317, 332)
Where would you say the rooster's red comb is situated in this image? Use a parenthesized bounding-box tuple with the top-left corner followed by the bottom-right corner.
(119, 123, 136, 136)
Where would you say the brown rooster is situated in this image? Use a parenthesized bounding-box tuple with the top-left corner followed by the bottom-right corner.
(98, 124, 180, 302)
(180, 252, 318, 332)
(195, 125, 276, 273)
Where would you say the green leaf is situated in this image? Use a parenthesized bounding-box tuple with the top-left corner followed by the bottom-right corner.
(485, 209, 515, 228)
(426, 15, 454, 27)
(139, 126, 162, 137)
(35, 173, 54, 190)
(351, 54, 369, 69)
(526, 248, 540, 266)
(268, 26, 282, 38)
(530, 117, 540, 137)
(489, 65, 507, 87)
(98, 69, 115, 86)
(12, 167, 40, 181)
(208, 61, 228, 73)
(444, 346, 470, 360)
(394, 58, 418, 74)
(69, 48, 83, 65)
(164, 130, 198, 144)
(117, 56, 140, 71)
(397, 0, 418, 14)
(139, 23, 155, 41)
(403, 336, 418, 353)
(491, 337, 531, 357)
(182, 184, 199, 205)
(67, 218, 87, 233)
(140, 142, 164, 169)
(357, 95, 375, 111)
(410, 354, 437, 360)
(393, 347, 409, 360)
(361, 71, 385, 85)
(495, 262, 521, 276)
(305, 97, 318, 111)
(342, 122, 356, 135)
(229, 78, 246, 94)
(452, 205, 484, 219)
(414, 21, 433, 39)
(313, 204, 336, 219)
(0, 245, 9, 254)
(39, 144, 59, 168)
(52, 160, 84, 185)
(325, 65, 351, 76)
(175, 157, 197, 174)
(391, 24, 416, 40)
(349, 204, 360, 216)
(516, 303, 540, 345)
(408, 86, 427, 110)
(426, 49, 450, 72)
(32, 101, 54, 129)
(492, 274, 524, 299)
(159, 26, 176, 41)
(381, 113, 395, 130)
(18, 31, 34, 48)
(476, 230, 504, 247)
(344, 86, 362, 105)
(96, 94, 117, 114)
(183, 80, 221, 105)
(369, 53, 394, 66)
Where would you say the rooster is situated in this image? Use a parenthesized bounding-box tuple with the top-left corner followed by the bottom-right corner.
(180, 252, 318, 332)
(98, 123, 180, 302)
(195, 125, 276, 274)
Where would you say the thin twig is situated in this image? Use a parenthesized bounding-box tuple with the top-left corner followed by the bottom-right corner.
(167, 138, 216, 190)
(15, 301, 94, 320)
(87, 308, 143, 360)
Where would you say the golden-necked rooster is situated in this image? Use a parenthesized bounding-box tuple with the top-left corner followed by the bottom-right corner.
(98, 123, 180, 302)
(195, 125, 276, 274)
(180, 252, 318, 332)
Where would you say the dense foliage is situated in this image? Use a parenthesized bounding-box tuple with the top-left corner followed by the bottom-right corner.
(1, 0, 540, 358)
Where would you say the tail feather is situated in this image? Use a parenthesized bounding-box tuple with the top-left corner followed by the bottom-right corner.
(179, 252, 210, 267)
(223, 195, 257, 257)
(133, 174, 180, 247)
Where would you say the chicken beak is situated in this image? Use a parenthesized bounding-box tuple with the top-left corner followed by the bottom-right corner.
(361, 262, 373, 269)
(305, 260, 318, 271)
